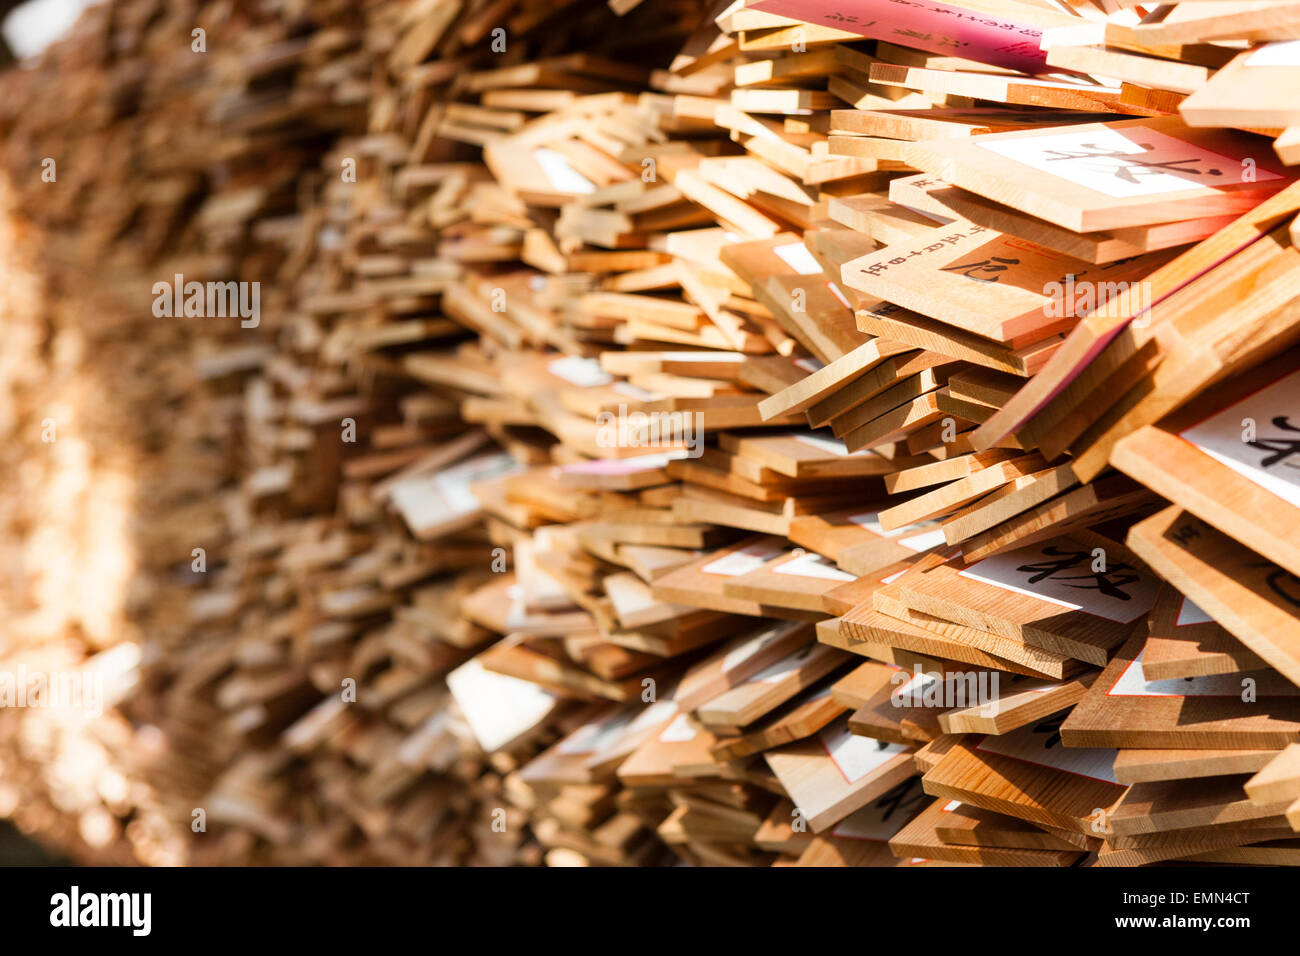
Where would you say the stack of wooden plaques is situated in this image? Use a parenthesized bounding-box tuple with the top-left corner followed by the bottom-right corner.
(3, 0, 1300, 867)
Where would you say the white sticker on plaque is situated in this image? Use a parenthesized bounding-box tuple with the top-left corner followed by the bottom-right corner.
(818, 720, 908, 783)
(1179, 369, 1300, 510)
(658, 712, 698, 743)
(547, 355, 612, 388)
(830, 779, 926, 841)
(701, 543, 785, 576)
(1107, 650, 1300, 698)
(894, 670, 942, 699)
(559, 450, 686, 476)
(830, 810, 899, 842)
(446, 659, 557, 754)
(1176, 597, 1214, 627)
(773, 551, 856, 582)
(1246, 40, 1300, 68)
(975, 719, 1119, 784)
(791, 433, 872, 458)
(534, 147, 596, 194)
(656, 351, 744, 362)
(1002, 677, 1058, 697)
(752, 644, 817, 685)
(612, 381, 661, 401)
(556, 710, 638, 755)
(849, 513, 946, 552)
(977, 126, 1281, 199)
(720, 621, 800, 672)
(427, 452, 520, 518)
(958, 535, 1159, 624)
(773, 241, 823, 275)
(627, 698, 678, 734)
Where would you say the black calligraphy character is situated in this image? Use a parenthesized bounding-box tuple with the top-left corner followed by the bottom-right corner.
(1250, 560, 1300, 608)
(1032, 715, 1065, 749)
(1248, 416, 1300, 471)
(1016, 546, 1087, 583)
(1016, 545, 1139, 600)
(1268, 568, 1300, 608)
(1039, 142, 1222, 185)
(873, 778, 926, 821)
(939, 255, 1019, 282)
(1059, 561, 1139, 601)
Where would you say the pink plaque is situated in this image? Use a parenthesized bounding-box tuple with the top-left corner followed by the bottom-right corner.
(751, 0, 1050, 74)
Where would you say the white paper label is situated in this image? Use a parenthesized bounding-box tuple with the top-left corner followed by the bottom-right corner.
(830, 778, 926, 841)
(1107, 649, 1300, 698)
(533, 147, 596, 194)
(791, 433, 873, 458)
(958, 535, 1160, 624)
(830, 811, 901, 842)
(1179, 369, 1300, 510)
(752, 643, 818, 685)
(559, 450, 686, 476)
(849, 513, 946, 552)
(849, 513, 888, 533)
(1247, 40, 1300, 68)
(548, 355, 612, 388)
(446, 658, 556, 753)
(504, 588, 529, 630)
(773, 241, 823, 275)
(658, 712, 698, 743)
(628, 698, 678, 733)
(556, 709, 638, 755)
(720, 621, 800, 672)
(432, 451, 520, 517)
(612, 381, 661, 401)
(1001, 677, 1058, 697)
(977, 126, 1282, 198)
(895, 670, 942, 698)
(818, 720, 908, 783)
(701, 543, 785, 576)
(431, 471, 481, 516)
(898, 528, 948, 552)
(975, 718, 1119, 784)
(1176, 596, 1213, 627)
(656, 351, 744, 362)
(774, 551, 856, 582)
